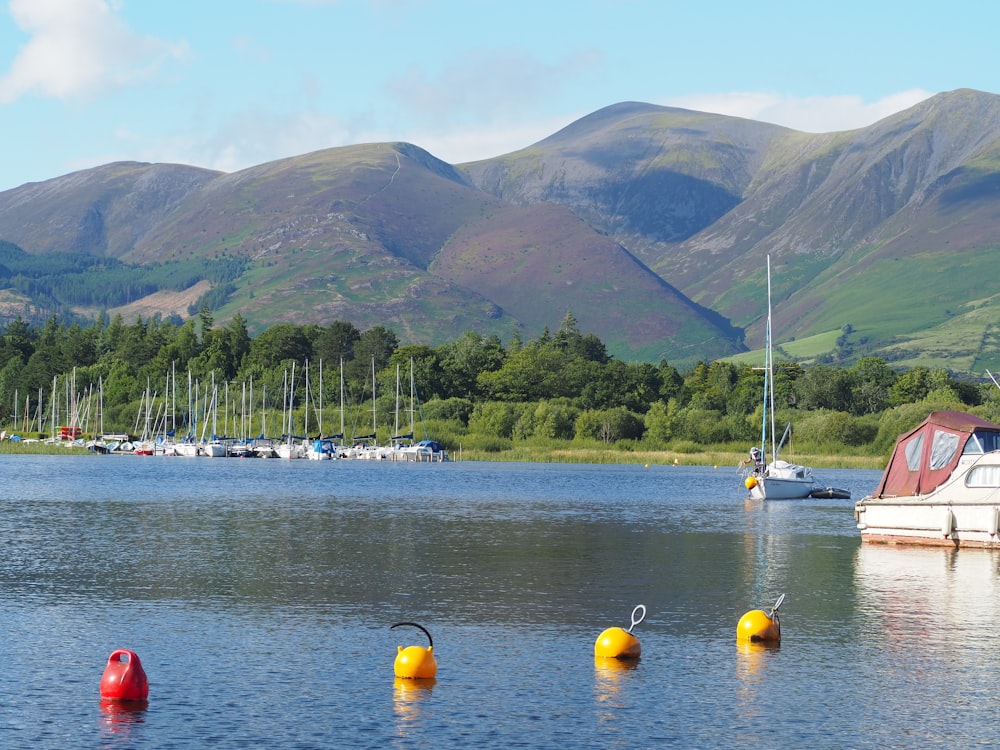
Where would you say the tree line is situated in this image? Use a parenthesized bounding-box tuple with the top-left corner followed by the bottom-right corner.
(1, 309, 996, 457)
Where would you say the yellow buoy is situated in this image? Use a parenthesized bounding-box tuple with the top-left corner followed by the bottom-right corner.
(594, 604, 645, 659)
(391, 622, 438, 679)
(745, 476, 758, 490)
(595, 627, 641, 659)
(736, 594, 784, 643)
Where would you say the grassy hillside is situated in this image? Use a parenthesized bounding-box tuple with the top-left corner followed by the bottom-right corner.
(4, 91, 1000, 372)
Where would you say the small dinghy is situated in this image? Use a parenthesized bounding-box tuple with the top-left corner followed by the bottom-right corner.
(809, 487, 851, 499)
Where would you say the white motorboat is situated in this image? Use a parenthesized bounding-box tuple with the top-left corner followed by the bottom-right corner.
(854, 410, 1000, 547)
(306, 438, 335, 460)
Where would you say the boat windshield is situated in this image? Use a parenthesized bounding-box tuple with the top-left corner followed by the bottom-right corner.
(963, 430, 1000, 455)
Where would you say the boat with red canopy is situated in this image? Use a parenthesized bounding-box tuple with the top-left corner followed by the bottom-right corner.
(855, 410, 1000, 547)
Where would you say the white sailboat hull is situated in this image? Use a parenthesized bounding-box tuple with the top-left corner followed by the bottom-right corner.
(275, 443, 304, 459)
(748, 459, 816, 500)
(203, 442, 228, 458)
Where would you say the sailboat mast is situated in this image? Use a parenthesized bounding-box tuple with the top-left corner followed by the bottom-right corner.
(317, 359, 323, 438)
(394, 362, 400, 439)
(288, 361, 296, 444)
(766, 255, 777, 464)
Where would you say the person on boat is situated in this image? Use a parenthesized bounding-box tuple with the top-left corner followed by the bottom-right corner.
(747, 446, 765, 473)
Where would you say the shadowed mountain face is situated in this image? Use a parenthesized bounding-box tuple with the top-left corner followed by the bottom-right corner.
(2, 89, 1000, 370)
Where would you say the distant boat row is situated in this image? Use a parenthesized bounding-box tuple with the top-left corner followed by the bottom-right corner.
(5, 357, 450, 463)
(83, 434, 450, 462)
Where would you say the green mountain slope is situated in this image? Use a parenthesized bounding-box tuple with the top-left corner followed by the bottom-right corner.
(4, 89, 1000, 371)
(0, 142, 743, 364)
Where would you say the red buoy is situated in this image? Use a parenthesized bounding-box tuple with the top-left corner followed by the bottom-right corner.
(99, 649, 149, 702)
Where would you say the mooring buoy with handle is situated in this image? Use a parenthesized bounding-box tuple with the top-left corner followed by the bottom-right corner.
(99, 649, 149, 702)
(390, 622, 438, 679)
(737, 593, 784, 643)
(594, 604, 646, 659)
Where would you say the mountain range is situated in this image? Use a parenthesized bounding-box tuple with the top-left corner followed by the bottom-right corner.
(1, 87, 999, 373)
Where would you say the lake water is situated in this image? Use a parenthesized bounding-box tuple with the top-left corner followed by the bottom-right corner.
(0, 456, 998, 748)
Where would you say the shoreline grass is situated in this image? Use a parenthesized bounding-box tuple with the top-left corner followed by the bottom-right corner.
(0, 439, 884, 470)
(450, 446, 883, 469)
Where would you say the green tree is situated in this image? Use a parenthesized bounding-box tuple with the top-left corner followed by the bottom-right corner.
(532, 399, 580, 439)
(796, 364, 855, 412)
(888, 367, 930, 406)
(248, 323, 313, 372)
(314, 320, 361, 366)
(643, 400, 674, 446)
(477, 344, 562, 401)
(347, 325, 398, 386)
(385, 344, 443, 403)
(850, 357, 898, 415)
(575, 407, 645, 443)
(436, 331, 506, 399)
(198, 305, 214, 340)
(684, 360, 737, 412)
(1, 317, 35, 364)
(468, 401, 520, 438)
(421, 397, 474, 425)
(63, 323, 99, 368)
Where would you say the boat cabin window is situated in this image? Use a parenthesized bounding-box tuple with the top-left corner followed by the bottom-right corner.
(963, 430, 1000, 455)
(966, 465, 1000, 488)
(929, 430, 959, 470)
(904, 433, 924, 471)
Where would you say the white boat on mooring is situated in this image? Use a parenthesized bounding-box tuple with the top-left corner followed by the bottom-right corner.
(740, 256, 816, 500)
(855, 410, 1000, 547)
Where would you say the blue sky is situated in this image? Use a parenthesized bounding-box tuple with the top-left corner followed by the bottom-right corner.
(0, 0, 996, 192)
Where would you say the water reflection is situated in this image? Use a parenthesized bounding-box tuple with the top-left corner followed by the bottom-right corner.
(593, 656, 639, 734)
(734, 640, 780, 721)
(851, 544, 1000, 746)
(97, 700, 147, 742)
(854, 544, 1000, 645)
(735, 640, 780, 678)
(392, 678, 435, 743)
(593, 655, 640, 676)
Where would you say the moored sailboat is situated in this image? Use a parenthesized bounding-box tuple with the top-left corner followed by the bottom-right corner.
(741, 256, 815, 500)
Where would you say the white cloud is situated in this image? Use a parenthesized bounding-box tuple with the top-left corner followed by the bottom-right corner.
(391, 115, 578, 163)
(0, 0, 187, 103)
(385, 47, 603, 126)
(111, 109, 355, 176)
(662, 90, 934, 133)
